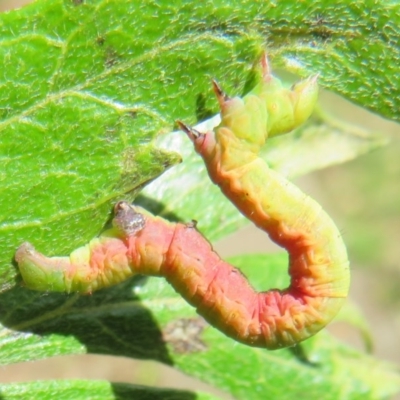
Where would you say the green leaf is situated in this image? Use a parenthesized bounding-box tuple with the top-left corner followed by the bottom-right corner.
(266, 2, 400, 123)
(1, 0, 399, 399)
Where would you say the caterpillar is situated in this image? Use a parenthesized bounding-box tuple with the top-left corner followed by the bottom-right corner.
(15, 55, 350, 349)
(178, 54, 350, 346)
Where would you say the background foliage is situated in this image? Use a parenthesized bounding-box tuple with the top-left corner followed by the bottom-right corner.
(0, 0, 399, 399)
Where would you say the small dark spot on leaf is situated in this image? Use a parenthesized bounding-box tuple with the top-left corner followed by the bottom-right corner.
(163, 317, 208, 354)
(163, 159, 176, 169)
(129, 111, 138, 119)
(195, 93, 214, 121)
(309, 13, 333, 41)
(159, 152, 182, 169)
(311, 13, 326, 26)
(105, 47, 119, 68)
(103, 125, 118, 142)
(96, 36, 105, 46)
(312, 29, 332, 41)
(72, 0, 84, 5)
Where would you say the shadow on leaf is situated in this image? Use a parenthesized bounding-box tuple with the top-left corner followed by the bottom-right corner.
(0, 276, 173, 365)
(112, 383, 198, 400)
(0, 380, 199, 400)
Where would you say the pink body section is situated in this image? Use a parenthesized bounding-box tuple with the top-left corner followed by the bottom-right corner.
(65, 210, 341, 349)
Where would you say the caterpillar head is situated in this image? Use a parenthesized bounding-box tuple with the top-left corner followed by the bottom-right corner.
(177, 121, 216, 159)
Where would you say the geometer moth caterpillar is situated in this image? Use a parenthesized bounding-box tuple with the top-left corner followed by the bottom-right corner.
(178, 54, 350, 346)
(15, 55, 350, 349)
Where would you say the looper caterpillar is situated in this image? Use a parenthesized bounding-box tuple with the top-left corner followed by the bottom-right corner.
(15, 55, 350, 349)
(178, 54, 350, 347)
